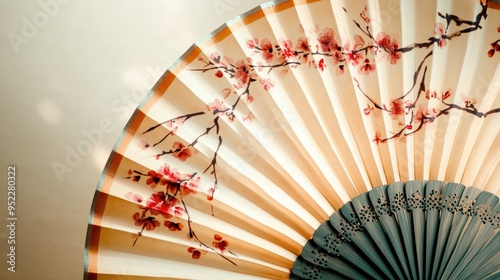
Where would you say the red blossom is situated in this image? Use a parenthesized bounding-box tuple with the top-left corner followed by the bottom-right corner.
(164, 221, 183, 231)
(172, 141, 194, 162)
(213, 234, 229, 253)
(373, 131, 382, 144)
(159, 164, 186, 182)
(207, 188, 215, 201)
(318, 27, 338, 52)
(318, 58, 326, 71)
(488, 49, 496, 58)
(132, 213, 160, 231)
(215, 70, 223, 78)
(145, 170, 163, 188)
(359, 58, 376, 75)
(388, 99, 405, 120)
(179, 176, 200, 196)
(280, 39, 295, 60)
(188, 247, 202, 259)
(145, 191, 180, 215)
(442, 90, 451, 100)
(343, 43, 364, 66)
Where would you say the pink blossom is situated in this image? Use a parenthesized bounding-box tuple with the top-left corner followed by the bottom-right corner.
(260, 38, 274, 61)
(234, 59, 252, 86)
(462, 95, 477, 108)
(207, 99, 227, 115)
(125, 191, 143, 203)
(243, 94, 254, 104)
(246, 38, 258, 49)
(296, 37, 310, 52)
(375, 33, 401, 64)
(414, 105, 427, 123)
(354, 35, 365, 49)
(363, 104, 373, 115)
(158, 164, 184, 182)
(434, 22, 447, 48)
(318, 27, 338, 52)
(404, 100, 414, 108)
(221, 88, 232, 99)
(138, 140, 150, 150)
(360, 5, 370, 23)
(343, 43, 364, 66)
(259, 78, 275, 91)
(208, 52, 233, 67)
(165, 117, 187, 134)
(243, 112, 255, 122)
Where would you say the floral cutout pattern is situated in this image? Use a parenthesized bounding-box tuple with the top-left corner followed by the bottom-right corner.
(125, 2, 500, 266)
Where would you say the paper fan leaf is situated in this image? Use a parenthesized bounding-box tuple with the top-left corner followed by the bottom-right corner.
(85, 0, 500, 278)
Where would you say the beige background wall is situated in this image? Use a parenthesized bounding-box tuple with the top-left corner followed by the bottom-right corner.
(0, 1, 268, 279)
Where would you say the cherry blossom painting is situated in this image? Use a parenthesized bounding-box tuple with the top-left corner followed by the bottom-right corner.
(120, 1, 500, 266)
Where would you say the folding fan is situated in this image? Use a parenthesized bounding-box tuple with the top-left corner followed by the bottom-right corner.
(85, 0, 500, 279)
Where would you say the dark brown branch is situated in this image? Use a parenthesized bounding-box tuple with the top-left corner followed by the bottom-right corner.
(143, 111, 205, 135)
(155, 117, 220, 159)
